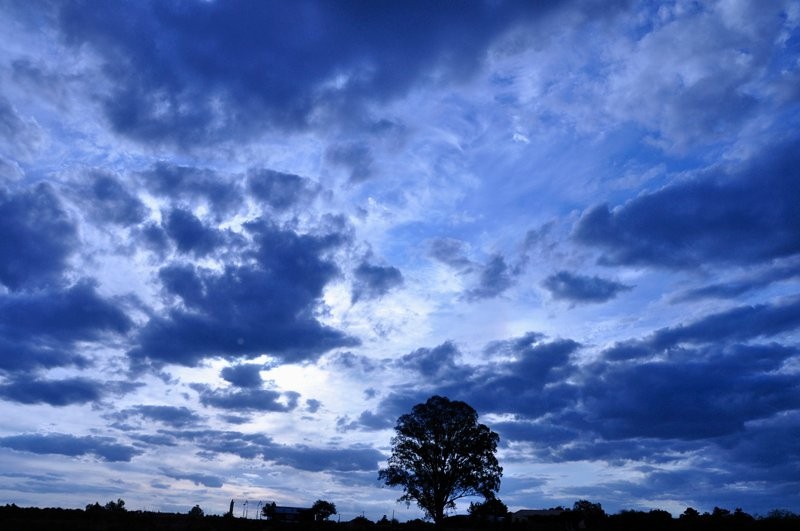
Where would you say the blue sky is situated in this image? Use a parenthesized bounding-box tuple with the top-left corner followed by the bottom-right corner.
(1, 0, 799, 520)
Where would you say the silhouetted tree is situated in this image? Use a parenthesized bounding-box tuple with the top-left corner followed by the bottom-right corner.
(104, 498, 126, 512)
(378, 395, 502, 526)
(571, 500, 605, 528)
(188, 504, 204, 517)
(312, 499, 337, 521)
(262, 501, 277, 520)
(681, 507, 700, 520)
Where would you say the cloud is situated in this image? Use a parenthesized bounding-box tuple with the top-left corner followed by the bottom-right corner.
(350, 335, 581, 433)
(82, 172, 147, 226)
(129, 221, 358, 367)
(674, 261, 800, 302)
(542, 271, 632, 303)
(351, 262, 404, 302)
(428, 238, 472, 270)
(0, 433, 140, 462)
(164, 428, 382, 472)
(160, 468, 223, 488)
(574, 139, 800, 268)
(326, 142, 374, 183)
(55, 1, 562, 144)
(0, 95, 42, 161)
(396, 341, 464, 380)
(120, 405, 203, 428)
(162, 208, 228, 257)
(648, 297, 800, 351)
(580, 346, 800, 440)
(465, 254, 516, 300)
(140, 162, 242, 217)
(194, 385, 300, 412)
(220, 363, 264, 388)
(0, 377, 103, 406)
(0, 280, 132, 373)
(0, 183, 77, 290)
(247, 169, 318, 211)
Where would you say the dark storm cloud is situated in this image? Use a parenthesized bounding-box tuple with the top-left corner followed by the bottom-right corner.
(0, 183, 77, 290)
(194, 385, 300, 412)
(0, 433, 140, 462)
(163, 208, 227, 257)
(83, 172, 147, 226)
(247, 169, 318, 211)
(0, 377, 103, 406)
(220, 363, 264, 388)
(55, 0, 573, 144)
(542, 271, 632, 303)
(351, 262, 404, 302)
(0, 280, 132, 373)
(141, 162, 242, 217)
(130, 221, 357, 367)
(160, 468, 223, 488)
(574, 139, 800, 268)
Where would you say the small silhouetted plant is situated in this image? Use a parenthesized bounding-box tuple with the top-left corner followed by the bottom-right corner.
(189, 504, 204, 518)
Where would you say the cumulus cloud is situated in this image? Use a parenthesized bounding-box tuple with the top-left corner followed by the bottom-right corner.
(194, 385, 300, 412)
(542, 270, 632, 303)
(220, 363, 264, 388)
(140, 162, 242, 217)
(81, 172, 147, 226)
(674, 261, 800, 302)
(428, 238, 472, 270)
(0, 280, 132, 374)
(119, 405, 203, 428)
(247, 169, 318, 211)
(0, 433, 140, 462)
(55, 1, 568, 145)
(351, 262, 404, 302)
(160, 468, 223, 488)
(574, 139, 800, 268)
(465, 254, 517, 300)
(162, 208, 228, 257)
(129, 221, 357, 367)
(0, 184, 77, 291)
(0, 377, 103, 406)
(161, 428, 382, 472)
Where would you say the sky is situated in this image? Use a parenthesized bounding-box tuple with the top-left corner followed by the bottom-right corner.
(0, 0, 799, 521)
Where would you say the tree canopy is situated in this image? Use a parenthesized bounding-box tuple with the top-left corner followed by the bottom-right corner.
(312, 499, 337, 521)
(378, 395, 502, 525)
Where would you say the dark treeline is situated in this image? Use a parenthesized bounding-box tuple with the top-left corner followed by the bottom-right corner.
(2, 502, 799, 531)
